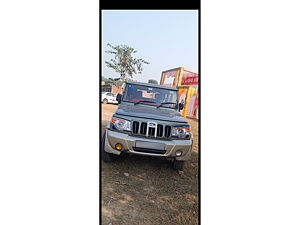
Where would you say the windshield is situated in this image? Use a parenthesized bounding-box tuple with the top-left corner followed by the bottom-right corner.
(122, 84, 178, 109)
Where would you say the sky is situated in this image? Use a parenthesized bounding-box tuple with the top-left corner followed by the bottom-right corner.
(102, 10, 198, 83)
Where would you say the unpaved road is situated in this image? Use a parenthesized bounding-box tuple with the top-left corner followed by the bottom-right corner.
(101, 103, 199, 225)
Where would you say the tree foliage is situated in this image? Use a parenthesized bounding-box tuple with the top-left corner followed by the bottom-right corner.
(102, 76, 123, 87)
(102, 76, 109, 83)
(105, 43, 149, 81)
(148, 79, 158, 84)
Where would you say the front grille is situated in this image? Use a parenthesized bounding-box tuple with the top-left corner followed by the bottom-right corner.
(132, 121, 172, 138)
(132, 147, 166, 154)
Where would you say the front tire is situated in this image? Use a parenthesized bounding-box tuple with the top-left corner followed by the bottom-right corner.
(103, 99, 108, 104)
(173, 159, 184, 171)
(101, 131, 115, 162)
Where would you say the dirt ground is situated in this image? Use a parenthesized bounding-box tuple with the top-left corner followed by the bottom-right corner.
(101, 103, 199, 225)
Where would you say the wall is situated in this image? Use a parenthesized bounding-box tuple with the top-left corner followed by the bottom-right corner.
(101, 84, 122, 94)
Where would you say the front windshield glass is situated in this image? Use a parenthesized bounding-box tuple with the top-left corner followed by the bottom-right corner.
(123, 84, 178, 109)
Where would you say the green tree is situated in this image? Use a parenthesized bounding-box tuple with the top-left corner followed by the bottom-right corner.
(102, 76, 123, 87)
(148, 79, 158, 84)
(101, 76, 109, 84)
(106, 77, 123, 87)
(105, 43, 150, 82)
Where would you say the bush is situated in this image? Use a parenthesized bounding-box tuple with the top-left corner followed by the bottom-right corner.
(148, 79, 158, 84)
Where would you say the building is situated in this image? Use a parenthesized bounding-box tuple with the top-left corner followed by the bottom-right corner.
(101, 84, 122, 94)
(160, 67, 199, 120)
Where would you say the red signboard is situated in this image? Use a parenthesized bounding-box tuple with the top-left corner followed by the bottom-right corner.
(181, 70, 198, 86)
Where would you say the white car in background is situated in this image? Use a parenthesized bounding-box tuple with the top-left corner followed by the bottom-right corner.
(101, 92, 118, 104)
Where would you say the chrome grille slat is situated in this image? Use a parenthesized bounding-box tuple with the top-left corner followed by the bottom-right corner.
(138, 122, 142, 135)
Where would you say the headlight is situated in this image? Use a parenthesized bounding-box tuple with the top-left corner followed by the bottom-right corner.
(111, 117, 131, 131)
(171, 126, 191, 138)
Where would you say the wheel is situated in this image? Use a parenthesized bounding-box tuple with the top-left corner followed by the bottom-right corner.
(103, 99, 108, 104)
(173, 159, 184, 171)
(101, 131, 115, 162)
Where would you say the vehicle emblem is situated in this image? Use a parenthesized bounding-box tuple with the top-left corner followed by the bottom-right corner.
(148, 122, 157, 127)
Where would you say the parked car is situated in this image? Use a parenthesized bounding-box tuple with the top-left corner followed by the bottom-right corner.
(101, 81, 193, 171)
(101, 92, 118, 104)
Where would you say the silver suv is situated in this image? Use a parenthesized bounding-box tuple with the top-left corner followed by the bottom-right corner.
(101, 81, 193, 170)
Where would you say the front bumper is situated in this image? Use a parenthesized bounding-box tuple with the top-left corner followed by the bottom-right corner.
(104, 129, 193, 161)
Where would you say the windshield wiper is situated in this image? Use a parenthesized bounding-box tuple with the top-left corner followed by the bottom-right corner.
(134, 100, 156, 105)
(156, 102, 177, 109)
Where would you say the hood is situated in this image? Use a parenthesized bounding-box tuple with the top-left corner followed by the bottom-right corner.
(115, 103, 188, 123)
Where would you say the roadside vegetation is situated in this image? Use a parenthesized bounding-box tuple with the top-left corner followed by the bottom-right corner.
(105, 43, 150, 83)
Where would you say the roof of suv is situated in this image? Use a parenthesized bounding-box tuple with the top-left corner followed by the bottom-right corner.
(126, 81, 178, 91)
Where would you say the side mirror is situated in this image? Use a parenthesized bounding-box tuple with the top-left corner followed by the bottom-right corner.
(179, 103, 184, 111)
(116, 94, 122, 104)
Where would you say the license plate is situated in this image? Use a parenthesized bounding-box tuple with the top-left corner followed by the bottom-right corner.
(135, 141, 165, 150)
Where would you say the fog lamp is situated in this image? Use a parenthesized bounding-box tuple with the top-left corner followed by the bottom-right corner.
(115, 143, 123, 151)
(175, 150, 182, 157)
